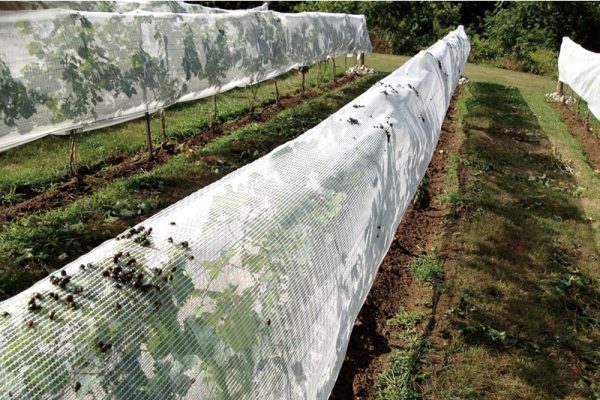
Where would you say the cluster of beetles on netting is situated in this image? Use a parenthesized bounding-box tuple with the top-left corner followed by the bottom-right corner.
(0, 221, 194, 392)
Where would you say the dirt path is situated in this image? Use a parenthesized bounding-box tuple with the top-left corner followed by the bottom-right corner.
(0, 75, 357, 228)
(330, 89, 462, 399)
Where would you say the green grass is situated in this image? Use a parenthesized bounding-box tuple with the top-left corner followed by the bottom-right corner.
(0, 55, 362, 196)
(407, 253, 444, 288)
(377, 337, 430, 400)
(369, 58, 600, 400)
(0, 70, 386, 299)
(418, 73, 600, 399)
(387, 308, 427, 330)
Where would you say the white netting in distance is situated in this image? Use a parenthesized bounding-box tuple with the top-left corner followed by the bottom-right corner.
(0, 27, 470, 399)
(0, 8, 371, 152)
(558, 37, 600, 119)
(5, 1, 269, 14)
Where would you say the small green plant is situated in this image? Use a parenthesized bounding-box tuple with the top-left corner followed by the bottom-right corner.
(387, 308, 427, 329)
(459, 321, 511, 347)
(376, 337, 430, 400)
(407, 253, 444, 288)
(0, 187, 24, 205)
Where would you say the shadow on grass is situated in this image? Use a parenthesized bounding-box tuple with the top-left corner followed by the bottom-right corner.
(449, 82, 599, 398)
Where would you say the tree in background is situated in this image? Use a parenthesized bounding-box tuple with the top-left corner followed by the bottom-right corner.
(252, 0, 598, 78)
(294, 2, 461, 55)
(469, 2, 600, 77)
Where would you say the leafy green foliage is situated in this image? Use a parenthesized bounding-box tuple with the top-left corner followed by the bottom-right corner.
(376, 337, 430, 400)
(18, 14, 136, 122)
(387, 308, 427, 329)
(294, 1, 600, 78)
(407, 253, 444, 288)
(181, 24, 203, 80)
(469, 2, 600, 76)
(0, 59, 47, 127)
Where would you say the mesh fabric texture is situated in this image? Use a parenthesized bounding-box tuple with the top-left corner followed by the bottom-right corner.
(0, 26, 469, 400)
(0, 8, 371, 151)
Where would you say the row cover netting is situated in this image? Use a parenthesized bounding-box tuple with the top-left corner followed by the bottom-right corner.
(0, 27, 469, 400)
(8, 1, 268, 14)
(0, 8, 371, 152)
(558, 37, 600, 119)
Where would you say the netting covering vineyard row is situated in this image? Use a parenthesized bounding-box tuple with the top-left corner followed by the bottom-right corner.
(0, 26, 470, 400)
(0, 7, 371, 152)
(4, 1, 268, 14)
(558, 37, 600, 120)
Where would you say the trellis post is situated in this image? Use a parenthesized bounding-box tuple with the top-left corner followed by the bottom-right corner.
(160, 109, 166, 141)
(68, 129, 77, 177)
(557, 80, 564, 96)
(145, 112, 153, 157)
(357, 52, 365, 67)
(212, 94, 218, 126)
(332, 57, 336, 83)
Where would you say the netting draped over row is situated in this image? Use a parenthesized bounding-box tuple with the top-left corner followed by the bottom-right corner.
(558, 37, 600, 119)
(0, 26, 469, 400)
(7, 1, 269, 14)
(0, 8, 371, 152)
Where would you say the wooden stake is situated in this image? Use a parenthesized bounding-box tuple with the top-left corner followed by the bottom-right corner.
(160, 109, 166, 141)
(301, 70, 306, 96)
(344, 54, 347, 71)
(317, 62, 321, 88)
(145, 112, 153, 157)
(247, 86, 253, 116)
(68, 129, 77, 177)
(557, 80, 564, 96)
(357, 53, 365, 67)
(212, 94, 218, 125)
(332, 58, 336, 83)
(274, 80, 280, 107)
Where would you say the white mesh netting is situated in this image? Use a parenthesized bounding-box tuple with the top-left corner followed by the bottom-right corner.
(0, 7, 371, 152)
(6, 1, 269, 14)
(0, 27, 470, 399)
(558, 37, 600, 119)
